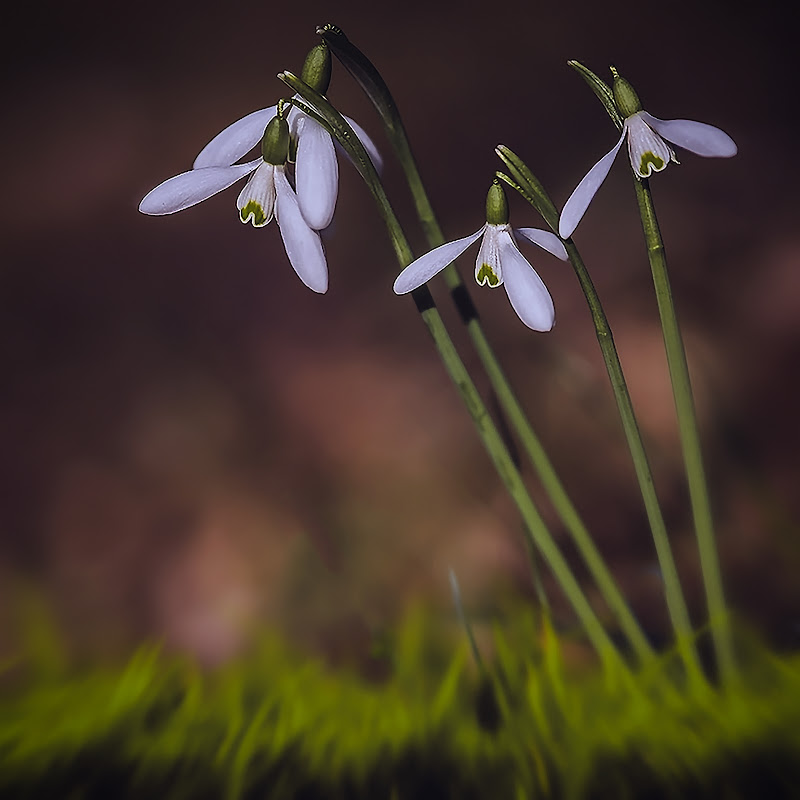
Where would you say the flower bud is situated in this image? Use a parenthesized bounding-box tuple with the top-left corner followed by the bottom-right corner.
(611, 66, 643, 118)
(301, 43, 332, 95)
(485, 180, 509, 226)
(261, 115, 290, 165)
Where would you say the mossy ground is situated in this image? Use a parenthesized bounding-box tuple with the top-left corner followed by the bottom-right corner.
(1, 609, 798, 799)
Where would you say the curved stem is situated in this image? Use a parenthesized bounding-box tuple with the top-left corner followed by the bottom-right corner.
(563, 239, 704, 681)
(632, 177, 735, 683)
(396, 126, 654, 664)
(416, 287, 620, 670)
(318, 34, 653, 665)
(496, 158, 702, 680)
(385, 120, 653, 661)
(279, 70, 624, 671)
(466, 315, 654, 663)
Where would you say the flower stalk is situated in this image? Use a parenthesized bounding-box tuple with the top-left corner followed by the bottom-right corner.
(495, 157, 700, 679)
(319, 26, 659, 665)
(562, 60, 737, 682)
(564, 234, 703, 681)
(632, 177, 734, 683)
(317, 24, 444, 248)
(279, 69, 626, 672)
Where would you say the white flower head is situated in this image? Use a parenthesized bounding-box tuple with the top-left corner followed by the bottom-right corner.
(191, 99, 381, 232)
(190, 42, 381, 231)
(139, 43, 383, 294)
(559, 68, 738, 239)
(394, 183, 567, 332)
(139, 113, 329, 294)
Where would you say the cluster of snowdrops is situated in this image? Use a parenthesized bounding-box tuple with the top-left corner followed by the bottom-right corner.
(139, 34, 736, 332)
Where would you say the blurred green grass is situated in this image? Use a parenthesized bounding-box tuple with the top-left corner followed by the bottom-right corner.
(1, 605, 798, 799)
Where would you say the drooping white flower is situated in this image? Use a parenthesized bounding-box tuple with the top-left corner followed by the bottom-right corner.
(139, 115, 328, 294)
(394, 183, 567, 332)
(146, 42, 380, 235)
(559, 69, 737, 239)
(192, 100, 381, 231)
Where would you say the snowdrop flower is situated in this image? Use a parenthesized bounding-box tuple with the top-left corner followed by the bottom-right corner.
(559, 67, 737, 239)
(394, 182, 567, 331)
(192, 43, 381, 231)
(139, 113, 329, 293)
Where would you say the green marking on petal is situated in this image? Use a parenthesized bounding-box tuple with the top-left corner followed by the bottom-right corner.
(476, 264, 500, 287)
(639, 151, 665, 177)
(239, 201, 266, 227)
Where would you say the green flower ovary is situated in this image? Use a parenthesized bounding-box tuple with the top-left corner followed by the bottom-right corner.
(301, 43, 332, 95)
(240, 201, 267, 227)
(611, 68, 642, 118)
(476, 263, 500, 287)
(485, 181, 509, 226)
(261, 117, 290, 166)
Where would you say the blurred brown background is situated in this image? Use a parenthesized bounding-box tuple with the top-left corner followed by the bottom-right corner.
(1, 0, 798, 667)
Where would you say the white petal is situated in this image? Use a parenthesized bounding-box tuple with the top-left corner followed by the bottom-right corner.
(343, 115, 383, 173)
(287, 102, 305, 137)
(498, 232, 555, 332)
(236, 162, 275, 227)
(475, 224, 505, 286)
(193, 106, 278, 169)
(558, 128, 626, 239)
(514, 228, 568, 260)
(295, 115, 338, 230)
(625, 113, 674, 178)
(393, 227, 486, 294)
(274, 167, 329, 293)
(640, 112, 737, 158)
(139, 159, 261, 215)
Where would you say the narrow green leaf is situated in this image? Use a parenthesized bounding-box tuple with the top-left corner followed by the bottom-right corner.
(279, 71, 378, 187)
(567, 60, 624, 129)
(430, 646, 467, 723)
(317, 24, 402, 137)
(494, 145, 561, 232)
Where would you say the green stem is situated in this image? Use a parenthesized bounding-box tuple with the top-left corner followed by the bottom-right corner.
(467, 316, 654, 662)
(279, 70, 624, 672)
(495, 159, 701, 679)
(632, 177, 735, 683)
(562, 238, 705, 683)
(319, 44, 652, 666)
(417, 297, 622, 671)
(395, 135, 654, 666)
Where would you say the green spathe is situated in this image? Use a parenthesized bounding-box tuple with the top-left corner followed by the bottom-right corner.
(494, 145, 560, 233)
(485, 181, 509, 226)
(567, 60, 623, 129)
(261, 116, 290, 166)
(611, 66, 643, 118)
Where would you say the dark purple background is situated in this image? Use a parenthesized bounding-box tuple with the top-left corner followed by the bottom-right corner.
(1, 0, 797, 665)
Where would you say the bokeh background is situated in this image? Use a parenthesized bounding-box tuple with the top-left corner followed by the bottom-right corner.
(1, 0, 798, 668)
